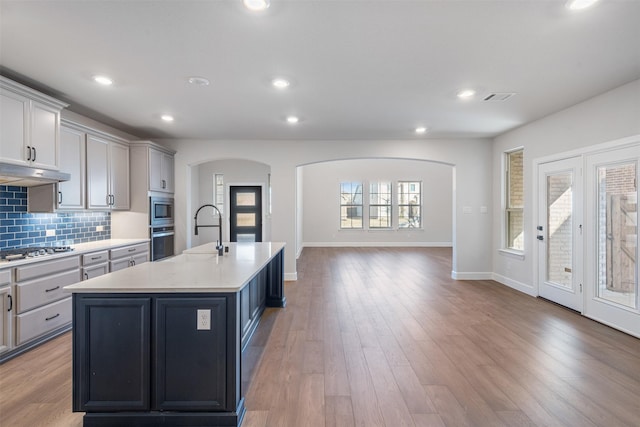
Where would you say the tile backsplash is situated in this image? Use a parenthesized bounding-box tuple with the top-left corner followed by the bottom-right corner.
(0, 185, 110, 250)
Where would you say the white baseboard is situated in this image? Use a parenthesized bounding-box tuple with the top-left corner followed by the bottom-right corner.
(450, 271, 492, 280)
(491, 273, 536, 296)
(285, 272, 298, 281)
(302, 241, 453, 248)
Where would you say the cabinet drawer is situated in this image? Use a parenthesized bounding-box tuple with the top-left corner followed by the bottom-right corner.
(16, 297, 72, 345)
(110, 243, 148, 260)
(0, 270, 10, 286)
(82, 251, 109, 266)
(15, 256, 79, 282)
(16, 269, 80, 313)
(83, 263, 109, 280)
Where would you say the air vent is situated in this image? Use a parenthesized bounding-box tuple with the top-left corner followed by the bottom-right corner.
(483, 92, 516, 101)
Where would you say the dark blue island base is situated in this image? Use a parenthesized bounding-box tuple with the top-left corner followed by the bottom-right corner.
(71, 248, 285, 427)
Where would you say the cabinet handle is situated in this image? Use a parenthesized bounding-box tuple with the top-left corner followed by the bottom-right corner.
(7, 295, 12, 312)
(84, 272, 89, 280)
(26, 145, 31, 161)
(45, 313, 60, 321)
(32, 146, 37, 161)
(111, 194, 115, 206)
(128, 248, 136, 252)
(58, 191, 63, 204)
(45, 286, 60, 293)
(162, 179, 166, 189)
(132, 259, 136, 266)
(91, 256, 101, 260)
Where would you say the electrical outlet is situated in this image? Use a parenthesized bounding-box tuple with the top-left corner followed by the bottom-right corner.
(197, 309, 211, 330)
(96, 225, 104, 232)
(45, 229, 55, 237)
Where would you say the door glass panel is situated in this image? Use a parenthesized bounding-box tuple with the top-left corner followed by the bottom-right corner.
(597, 162, 637, 308)
(237, 234, 256, 242)
(236, 192, 256, 206)
(236, 213, 256, 227)
(546, 172, 573, 288)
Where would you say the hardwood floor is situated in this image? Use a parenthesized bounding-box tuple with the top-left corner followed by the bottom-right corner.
(2, 247, 639, 426)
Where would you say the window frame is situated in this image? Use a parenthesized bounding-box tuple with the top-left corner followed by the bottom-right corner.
(397, 181, 422, 229)
(368, 181, 393, 229)
(504, 148, 524, 252)
(339, 181, 364, 229)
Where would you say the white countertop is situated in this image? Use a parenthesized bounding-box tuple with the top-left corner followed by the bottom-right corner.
(64, 242, 285, 293)
(0, 238, 149, 270)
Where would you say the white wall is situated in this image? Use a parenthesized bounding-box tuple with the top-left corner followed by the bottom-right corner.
(193, 159, 271, 246)
(492, 79, 640, 295)
(302, 158, 452, 246)
(160, 138, 494, 281)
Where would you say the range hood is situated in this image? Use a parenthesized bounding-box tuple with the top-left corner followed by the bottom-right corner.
(0, 163, 70, 187)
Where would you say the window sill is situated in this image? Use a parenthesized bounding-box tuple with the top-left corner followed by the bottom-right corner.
(498, 248, 525, 260)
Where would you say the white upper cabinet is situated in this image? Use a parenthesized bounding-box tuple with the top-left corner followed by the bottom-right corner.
(58, 124, 86, 210)
(0, 76, 67, 170)
(149, 147, 174, 193)
(86, 134, 130, 210)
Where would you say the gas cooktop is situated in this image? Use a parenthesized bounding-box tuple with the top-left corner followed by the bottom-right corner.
(0, 246, 74, 261)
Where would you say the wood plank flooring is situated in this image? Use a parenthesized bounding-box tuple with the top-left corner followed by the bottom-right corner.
(2, 247, 640, 426)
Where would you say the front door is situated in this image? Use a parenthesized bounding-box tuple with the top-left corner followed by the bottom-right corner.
(537, 157, 583, 311)
(229, 186, 262, 242)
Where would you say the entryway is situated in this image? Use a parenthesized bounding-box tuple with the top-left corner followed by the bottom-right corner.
(229, 186, 262, 242)
(537, 157, 583, 312)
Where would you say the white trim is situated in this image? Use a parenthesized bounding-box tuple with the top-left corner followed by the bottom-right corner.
(284, 272, 298, 281)
(302, 241, 452, 248)
(296, 244, 303, 259)
(498, 248, 525, 260)
(451, 271, 492, 280)
(583, 313, 640, 339)
(492, 273, 537, 297)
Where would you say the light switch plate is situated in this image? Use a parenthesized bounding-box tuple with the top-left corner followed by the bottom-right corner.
(197, 309, 211, 330)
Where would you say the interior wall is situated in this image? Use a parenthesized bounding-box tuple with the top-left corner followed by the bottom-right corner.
(161, 137, 493, 281)
(302, 158, 452, 246)
(193, 159, 271, 246)
(492, 78, 640, 295)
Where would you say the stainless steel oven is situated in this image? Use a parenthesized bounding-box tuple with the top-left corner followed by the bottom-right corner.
(150, 197, 174, 226)
(150, 225, 174, 261)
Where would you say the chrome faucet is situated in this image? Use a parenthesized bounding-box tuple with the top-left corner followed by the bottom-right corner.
(194, 204, 224, 254)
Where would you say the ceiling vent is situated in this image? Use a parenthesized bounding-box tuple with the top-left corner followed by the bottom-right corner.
(483, 92, 516, 101)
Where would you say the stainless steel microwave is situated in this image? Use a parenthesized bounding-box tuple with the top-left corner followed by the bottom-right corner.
(150, 197, 174, 226)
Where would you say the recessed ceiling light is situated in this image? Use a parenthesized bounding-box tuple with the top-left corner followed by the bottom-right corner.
(415, 127, 428, 134)
(187, 76, 210, 86)
(286, 116, 299, 124)
(93, 75, 113, 86)
(566, 0, 599, 10)
(161, 115, 174, 122)
(457, 89, 476, 99)
(272, 78, 290, 89)
(243, 0, 270, 11)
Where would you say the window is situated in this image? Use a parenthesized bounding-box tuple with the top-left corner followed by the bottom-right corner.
(214, 174, 224, 214)
(505, 149, 524, 251)
(340, 182, 363, 229)
(369, 181, 392, 228)
(398, 181, 421, 228)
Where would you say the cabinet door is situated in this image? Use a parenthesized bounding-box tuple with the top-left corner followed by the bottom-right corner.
(110, 258, 131, 273)
(0, 90, 28, 166)
(73, 296, 151, 412)
(83, 263, 108, 280)
(110, 142, 130, 210)
(58, 126, 85, 210)
(131, 252, 148, 267)
(155, 297, 227, 411)
(86, 135, 110, 209)
(30, 101, 59, 170)
(148, 148, 164, 192)
(162, 152, 174, 193)
(0, 286, 12, 355)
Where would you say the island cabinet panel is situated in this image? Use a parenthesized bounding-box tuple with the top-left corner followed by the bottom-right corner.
(266, 249, 286, 307)
(73, 296, 151, 412)
(155, 297, 227, 411)
(240, 269, 268, 351)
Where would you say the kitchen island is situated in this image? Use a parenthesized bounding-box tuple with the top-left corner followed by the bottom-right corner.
(64, 242, 285, 427)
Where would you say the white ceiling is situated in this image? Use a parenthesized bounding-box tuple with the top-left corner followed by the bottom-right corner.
(1, 0, 639, 141)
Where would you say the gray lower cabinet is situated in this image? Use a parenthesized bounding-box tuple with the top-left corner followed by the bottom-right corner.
(15, 256, 79, 346)
(73, 294, 236, 418)
(109, 243, 149, 272)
